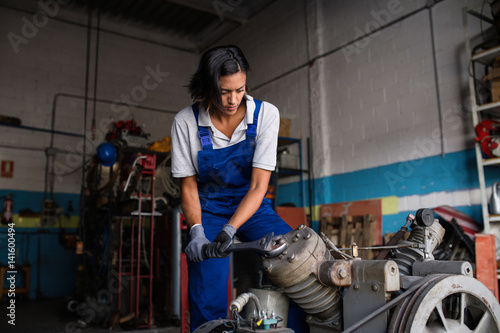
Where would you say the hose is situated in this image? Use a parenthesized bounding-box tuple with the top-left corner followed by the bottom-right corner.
(230, 293, 262, 314)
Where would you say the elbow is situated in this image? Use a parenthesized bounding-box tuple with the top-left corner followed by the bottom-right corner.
(248, 183, 269, 198)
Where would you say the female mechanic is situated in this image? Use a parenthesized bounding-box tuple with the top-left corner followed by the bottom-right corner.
(171, 45, 293, 331)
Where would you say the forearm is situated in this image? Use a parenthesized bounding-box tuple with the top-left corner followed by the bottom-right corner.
(228, 168, 270, 230)
(227, 186, 267, 229)
(180, 176, 202, 228)
(182, 197, 202, 228)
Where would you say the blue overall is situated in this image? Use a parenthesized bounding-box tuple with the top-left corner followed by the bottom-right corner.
(187, 99, 292, 331)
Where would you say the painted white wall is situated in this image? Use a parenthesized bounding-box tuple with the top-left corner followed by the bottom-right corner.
(212, 0, 484, 183)
(0, 0, 487, 203)
(0, 4, 197, 194)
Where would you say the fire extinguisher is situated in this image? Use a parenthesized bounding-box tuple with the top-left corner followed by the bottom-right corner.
(2, 195, 13, 225)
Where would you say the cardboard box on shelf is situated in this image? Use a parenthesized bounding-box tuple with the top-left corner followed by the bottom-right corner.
(484, 56, 500, 103)
(279, 118, 291, 138)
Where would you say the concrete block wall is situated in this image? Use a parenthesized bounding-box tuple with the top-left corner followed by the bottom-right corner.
(218, 0, 311, 141)
(213, 0, 495, 233)
(0, 1, 198, 298)
(0, 3, 197, 197)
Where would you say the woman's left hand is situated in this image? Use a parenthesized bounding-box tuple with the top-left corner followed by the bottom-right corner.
(203, 224, 236, 259)
(214, 224, 236, 252)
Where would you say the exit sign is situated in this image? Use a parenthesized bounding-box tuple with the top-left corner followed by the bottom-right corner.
(1, 160, 14, 178)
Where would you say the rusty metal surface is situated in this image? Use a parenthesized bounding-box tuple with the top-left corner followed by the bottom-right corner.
(351, 260, 400, 292)
(318, 260, 352, 287)
(262, 226, 342, 324)
(263, 226, 328, 286)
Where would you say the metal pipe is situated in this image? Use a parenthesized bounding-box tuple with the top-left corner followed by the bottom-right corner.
(338, 244, 414, 251)
(253, 5, 430, 92)
(171, 207, 182, 318)
(428, 6, 445, 157)
(49, 92, 178, 148)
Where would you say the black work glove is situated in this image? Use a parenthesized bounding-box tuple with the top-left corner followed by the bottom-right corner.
(202, 224, 236, 259)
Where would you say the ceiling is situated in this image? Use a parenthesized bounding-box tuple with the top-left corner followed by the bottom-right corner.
(69, 0, 277, 52)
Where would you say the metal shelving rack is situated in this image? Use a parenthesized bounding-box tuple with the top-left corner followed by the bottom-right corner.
(117, 154, 159, 329)
(463, 2, 500, 239)
(273, 137, 309, 208)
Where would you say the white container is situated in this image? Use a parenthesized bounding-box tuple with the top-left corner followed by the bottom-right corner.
(278, 153, 298, 169)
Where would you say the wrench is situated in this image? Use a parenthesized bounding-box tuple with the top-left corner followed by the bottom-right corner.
(226, 232, 287, 258)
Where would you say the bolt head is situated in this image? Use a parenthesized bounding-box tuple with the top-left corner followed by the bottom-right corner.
(298, 225, 305, 230)
(337, 268, 347, 279)
(372, 285, 379, 292)
(305, 233, 311, 239)
(287, 254, 296, 262)
(353, 284, 359, 290)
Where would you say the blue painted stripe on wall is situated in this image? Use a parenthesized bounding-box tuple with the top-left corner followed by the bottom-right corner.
(277, 149, 495, 235)
(278, 149, 500, 207)
(0, 190, 80, 216)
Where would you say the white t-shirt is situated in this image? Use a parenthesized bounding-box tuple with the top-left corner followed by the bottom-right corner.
(171, 95, 280, 178)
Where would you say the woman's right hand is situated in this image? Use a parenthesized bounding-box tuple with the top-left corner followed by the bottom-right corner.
(185, 225, 211, 262)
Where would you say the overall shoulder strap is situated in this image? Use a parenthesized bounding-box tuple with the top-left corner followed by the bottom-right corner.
(193, 103, 213, 150)
(246, 99, 262, 139)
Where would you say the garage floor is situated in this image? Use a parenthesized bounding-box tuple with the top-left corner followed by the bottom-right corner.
(0, 298, 180, 333)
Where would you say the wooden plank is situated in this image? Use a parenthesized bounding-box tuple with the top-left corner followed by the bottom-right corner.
(363, 214, 373, 259)
(321, 216, 341, 245)
(345, 215, 353, 249)
(353, 216, 363, 247)
(320, 199, 382, 245)
(340, 215, 348, 248)
(475, 234, 499, 301)
(362, 214, 371, 247)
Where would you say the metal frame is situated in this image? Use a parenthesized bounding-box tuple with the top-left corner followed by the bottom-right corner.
(463, 2, 500, 238)
(117, 154, 159, 329)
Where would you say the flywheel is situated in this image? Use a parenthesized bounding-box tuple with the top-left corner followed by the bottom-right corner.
(388, 274, 500, 332)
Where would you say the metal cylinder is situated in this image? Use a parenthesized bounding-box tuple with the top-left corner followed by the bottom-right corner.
(262, 226, 342, 323)
(244, 288, 289, 326)
(391, 220, 445, 275)
(171, 207, 182, 317)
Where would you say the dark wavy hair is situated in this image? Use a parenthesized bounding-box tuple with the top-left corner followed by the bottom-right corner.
(188, 45, 250, 112)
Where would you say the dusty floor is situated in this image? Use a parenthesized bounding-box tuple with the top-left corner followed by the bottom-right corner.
(0, 298, 180, 333)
